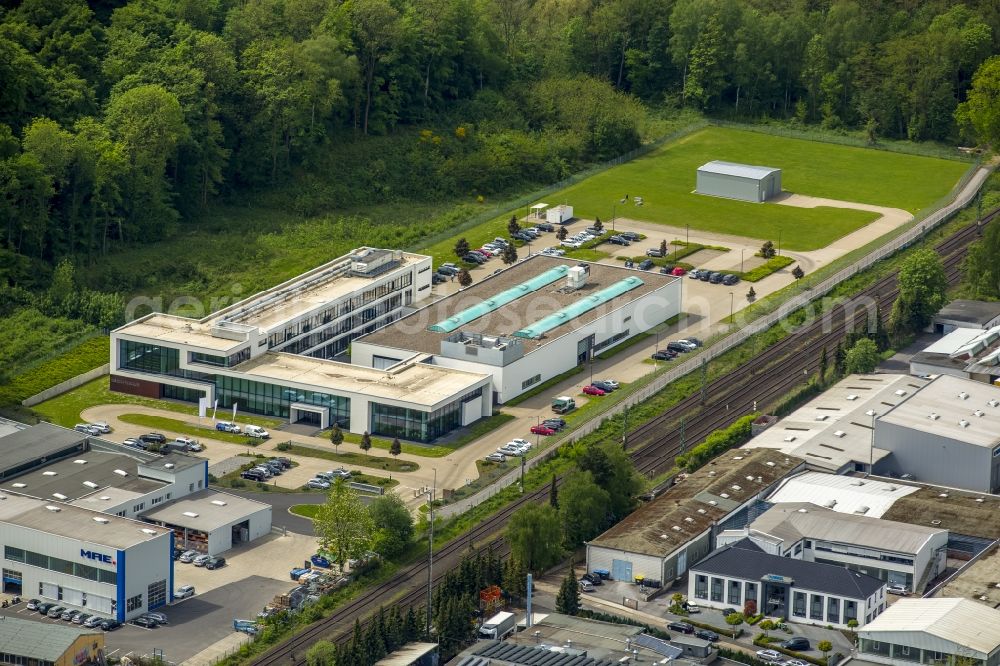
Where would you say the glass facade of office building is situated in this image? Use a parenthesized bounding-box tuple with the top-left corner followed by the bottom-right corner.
(370, 388, 482, 442)
(215, 375, 352, 428)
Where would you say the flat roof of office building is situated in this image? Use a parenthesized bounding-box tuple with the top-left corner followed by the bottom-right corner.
(589, 449, 802, 558)
(140, 452, 206, 474)
(0, 422, 87, 478)
(879, 374, 1000, 448)
(141, 489, 270, 533)
(116, 313, 247, 352)
(233, 352, 488, 408)
(0, 492, 170, 549)
(0, 615, 101, 663)
(742, 373, 925, 472)
(360, 255, 678, 356)
(0, 450, 164, 501)
(747, 502, 945, 554)
(765, 471, 919, 519)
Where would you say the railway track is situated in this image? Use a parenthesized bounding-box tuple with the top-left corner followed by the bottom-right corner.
(250, 210, 993, 665)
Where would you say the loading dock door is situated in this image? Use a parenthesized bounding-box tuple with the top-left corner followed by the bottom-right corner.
(677, 550, 688, 576)
(612, 559, 633, 582)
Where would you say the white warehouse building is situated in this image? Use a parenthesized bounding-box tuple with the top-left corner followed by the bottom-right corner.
(353, 256, 683, 405)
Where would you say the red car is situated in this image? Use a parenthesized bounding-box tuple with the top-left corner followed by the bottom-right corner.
(671, 267, 687, 276)
(530, 425, 555, 436)
(582, 385, 606, 396)
(478, 247, 496, 257)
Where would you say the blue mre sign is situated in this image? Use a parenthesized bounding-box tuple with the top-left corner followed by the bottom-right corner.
(762, 574, 794, 585)
(81, 549, 115, 565)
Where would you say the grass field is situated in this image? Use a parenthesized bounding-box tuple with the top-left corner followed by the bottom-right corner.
(422, 127, 969, 258)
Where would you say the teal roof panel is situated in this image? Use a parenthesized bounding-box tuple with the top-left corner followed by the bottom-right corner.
(428, 265, 569, 332)
(512, 276, 645, 339)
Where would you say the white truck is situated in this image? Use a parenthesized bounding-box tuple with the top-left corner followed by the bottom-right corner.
(479, 611, 516, 640)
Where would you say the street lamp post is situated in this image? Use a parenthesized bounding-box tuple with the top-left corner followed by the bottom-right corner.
(778, 229, 782, 257)
(741, 249, 745, 273)
(686, 223, 690, 246)
(426, 467, 436, 636)
(729, 291, 734, 323)
(612, 203, 616, 231)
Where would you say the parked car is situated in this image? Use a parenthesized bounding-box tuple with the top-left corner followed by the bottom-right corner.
(132, 616, 158, 628)
(651, 350, 677, 361)
(36, 602, 55, 615)
(144, 611, 169, 625)
(600, 380, 620, 389)
(89, 421, 112, 434)
(193, 554, 212, 566)
(683, 337, 703, 347)
(683, 601, 700, 614)
(271, 457, 292, 469)
(608, 235, 630, 246)
(579, 579, 595, 592)
(671, 267, 687, 276)
(175, 585, 196, 599)
(498, 445, 523, 457)
(306, 478, 330, 489)
(530, 424, 555, 436)
(463, 253, 486, 264)
(536, 223, 555, 232)
(74, 424, 101, 436)
(638, 259, 655, 270)
(620, 231, 640, 241)
(723, 273, 740, 286)
(61, 609, 81, 621)
(485, 452, 507, 463)
(659, 266, 673, 274)
(666, 342, 692, 353)
(437, 265, 458, 276)
(123, 438, 143, 449)
(139, 432, 166, 445)
(179, 550, 199, 563)
(721, 607, 738, 617)
(779, 638, 811, 651)
(786, 660, 811, 666)
(582, 384, 606, 396)
(688, 269, 702, 279)
(756, 650, 784, 664)
(174, 436, 202, 451)
(581, 572, 603, 585)
(646, 248, 664, 257)
(542, 418, 566, 429)
(47, 606, 67, 618)
(249, 466, 272, 478)
(26, 599, 41, 611)
(216, 421, 241, 433)
(668, 621, 695, 635)
(242, 469, 267, 482)
(709, 271, 724, 284)
(695, 629, 719, 642)
(100, 619, 122, 631)
(206, 557, 226, 570)
(699, 270, 712, 281)
(590, 380, 617, 392)
(887, 584, 910, 596)
(84, 615, 106, 628)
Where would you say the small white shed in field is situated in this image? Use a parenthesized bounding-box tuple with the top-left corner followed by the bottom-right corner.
(546, 204, 574, 225)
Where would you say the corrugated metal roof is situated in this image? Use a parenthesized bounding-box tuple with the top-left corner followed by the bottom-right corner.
(513, 277, 644, 339)
(429, 265, 570, 332)
(0, 615, 101, 662)
(698, 160, 780, 179)
(472, 641, 618, 665)
(860, 598, 1000, 655)
(749, 502, 945, 555)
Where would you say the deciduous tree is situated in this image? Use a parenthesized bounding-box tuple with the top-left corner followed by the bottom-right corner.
(845, 337, 880, 374)
(369, 492, 413, 558)
(454, 237, 470, 260)
(559, 470, 611, 548)
(316, 479, 374, 566)
(889, 248, 947, 336)
(506, 503, 562, 573)
(330, 424, 344, 453)
(360, 431, 372, 456)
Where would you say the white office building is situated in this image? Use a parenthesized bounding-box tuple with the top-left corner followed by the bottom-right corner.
(716, 502, 948, 593)
(353, 256, 683, 405)
(0, 492, 173, 623)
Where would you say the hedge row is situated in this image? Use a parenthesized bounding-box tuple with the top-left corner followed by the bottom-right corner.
(0, 336, 109, 406)
(576, 610, 672, 641)
(742, 256, 794, 282)
(752, 634, 828, 666)
(676, 413, 758, 472)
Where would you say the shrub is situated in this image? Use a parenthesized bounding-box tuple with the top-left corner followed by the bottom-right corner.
(742, 256, 794, 282)
(676, 413, 758, 472)
(276, 441, 292, 451)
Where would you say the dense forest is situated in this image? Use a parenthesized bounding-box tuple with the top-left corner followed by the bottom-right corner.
(2, 0, 1000, 375)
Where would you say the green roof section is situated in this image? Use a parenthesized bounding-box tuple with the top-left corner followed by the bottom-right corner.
(428, 265, 570, 332)
(512, 276, 645, 339)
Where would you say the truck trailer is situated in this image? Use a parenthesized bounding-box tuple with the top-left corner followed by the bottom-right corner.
(479, 611, 516, 640)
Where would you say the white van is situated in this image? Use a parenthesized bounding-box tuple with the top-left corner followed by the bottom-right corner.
(244, 425, 270, 439)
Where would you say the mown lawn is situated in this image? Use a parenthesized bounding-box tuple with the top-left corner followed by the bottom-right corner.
(422, 127, 969, 257)
(278, 443, 418, 473)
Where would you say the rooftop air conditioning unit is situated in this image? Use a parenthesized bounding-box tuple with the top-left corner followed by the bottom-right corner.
(959, 419, 970, 428)
(974, 410, 985, 417)
(959, 392, 970, 400)
(989, 400, 1000, 408)
(834, 430, 846, 437)
(566, 266, 588, 290)
(846, 394, 858, 401)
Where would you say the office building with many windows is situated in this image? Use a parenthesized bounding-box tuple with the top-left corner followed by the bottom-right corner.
(110, 248, 494, 440)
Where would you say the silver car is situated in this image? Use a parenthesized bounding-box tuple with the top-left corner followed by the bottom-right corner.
(193, 554, 212, 566)
(143, 611, 169, 624)
(179, 550, 199, 563)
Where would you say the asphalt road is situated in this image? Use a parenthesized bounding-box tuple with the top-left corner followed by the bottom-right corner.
(214, 489, 325, 535)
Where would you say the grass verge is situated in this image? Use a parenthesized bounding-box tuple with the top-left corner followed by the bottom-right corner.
(290, 504, 321, 519)
(0, 336, 109, 406)
(277, 443, 418, 473)
(741, 255, 794, 282)
(119, 413, 258, 445)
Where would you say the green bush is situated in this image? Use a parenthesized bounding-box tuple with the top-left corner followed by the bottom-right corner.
(676, 413, 758, 472)
(275, 441, 292, 452)
(742, 256, 795, 282)
(752, 634, 827, 666)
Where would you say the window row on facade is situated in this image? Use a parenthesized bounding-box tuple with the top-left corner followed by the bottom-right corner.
(5, 546, 116, 585)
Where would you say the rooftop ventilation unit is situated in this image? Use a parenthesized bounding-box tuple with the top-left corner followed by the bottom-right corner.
(697, 508, 707, 514)
(99, 496, 111, 500)
(746, 476, 755, 481)
(990, 400, 1000, 408)
(888, 486, 898, 491)
(784, 435, 797, 442)
(895, 390, 907, 396)
(854, 506, 870, 515)
(211, 500, 227, 506)
(672, 526, 682, 532)
(976, 498, 985, 503)
(141, 528, 158, 536)
(720, 493, 731, 499)
(708, 500, 718, 506)
(815, 415, 828, 421)
(939, 493, 949, 498)
(929, 413, 940, 420)
(164, 463, 175, 469)
(866, 409, 877, 416)
(846, 394, 859, 401)
(12, 483, 25, 488)
(92, 517, 109, 524)
(959, 392, 970, 400)
(823, 499, 837, 508)
(182, 511, 199, 518)
(851, 480, 865, 486)
(931, 520, 942, 526)
(959, 419, 970, 428)
(52, 493, 67, 500)
(684, 517, 695, 523)
(797, 508, 808, 513)
(42, 471, 57, 476)
(83, 481, 98, 489)
(834, 430, 846, 438)
(73, 459, 87, 464)
(660, 534, 669, 539)
(45, 505, 61, 512)
(974, 410, 985, 417)
(708, 471, 716, 476)
(113, 469, 128, 476)
(733, 456, 744, 460)
(731, 485, 742, 491)
(765, 461, 776, 467)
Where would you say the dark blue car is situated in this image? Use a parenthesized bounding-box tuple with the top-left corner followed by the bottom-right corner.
(311, 554, 332, 568)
